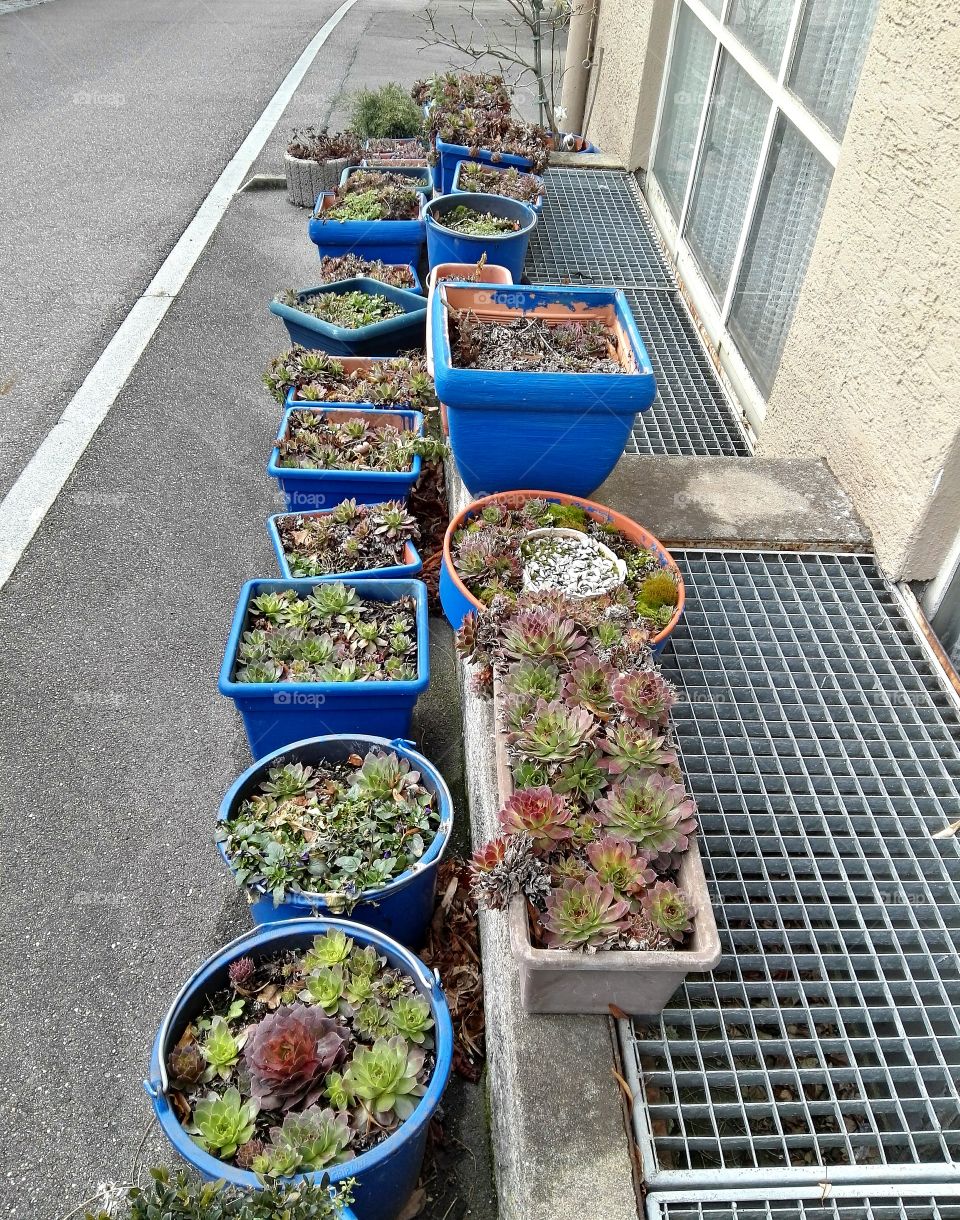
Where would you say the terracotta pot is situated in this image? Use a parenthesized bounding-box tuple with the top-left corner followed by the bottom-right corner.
(425, 261, 514, 422)
(440, 489, 685, 652)
(492, 679, 721, 1016)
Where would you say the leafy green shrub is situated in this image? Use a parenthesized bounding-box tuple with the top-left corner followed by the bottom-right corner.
(349, 83, 423, 139)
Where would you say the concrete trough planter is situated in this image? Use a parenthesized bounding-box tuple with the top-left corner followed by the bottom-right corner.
(284, 152, 352, 208)
(492, 682, 722, 1016)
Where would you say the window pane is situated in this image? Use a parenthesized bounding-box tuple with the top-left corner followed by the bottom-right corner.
(788, 0, 879, 137)
(727, 0, 795, 73)
(728, 115, 833, 394)
(700, 0, 722, 14)
(683, 52, 769, 302)
(652, 5, 716, 219)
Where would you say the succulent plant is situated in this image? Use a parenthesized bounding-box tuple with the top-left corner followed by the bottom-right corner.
(541, 874, 631, 949)
(585, 835, 655, 897)
(552, 751, 609, 806)
(508, 699, 597, 765)
(244, 1005, 350, 1111)
(497, 786, 574, 853)
(255, 1107, 354, 1177)
(228, 956, 256, 991)
(611, 669, 676, 725)
(470, 831, 552, 911)
(300, 967, 347, 1015)
(596, 773, 697, 860)
(600, 722, 678, 775)
(501, 658, 561, 702)
(167, 1041, 206, 1090)
(389, 996, 434, 1046)
(187, 1087, 259, 1159)
(561, 652, 616, 716)
(344, 1036, 426, 1126)
(642, 880, 694, 942)
(201, 1016, 245, 1081)
(303, 930, 354, 969)
(469, 836, 508, 875)
(499, 609, 587, 663)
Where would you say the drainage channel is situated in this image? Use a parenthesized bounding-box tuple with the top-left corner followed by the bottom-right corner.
(646, 1185, 960, 1220)
(620, 550, 960, 1191)
(529, 169, 751, 458)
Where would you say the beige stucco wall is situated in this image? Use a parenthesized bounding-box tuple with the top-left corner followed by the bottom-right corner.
(758, 0, 960, 581)
(585, 0, 671, 168)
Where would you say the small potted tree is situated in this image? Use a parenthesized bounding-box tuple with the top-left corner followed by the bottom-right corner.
(217, 734, 453, 946)
(268, 499, 422, 581)
(285, 128, 362, 208)
(431, 283, 657, 496)
(218, 578, 429, 759)
(270, 279, 427, 357)
(266, 406, 432, 510)
(145, 920, 452, 1220)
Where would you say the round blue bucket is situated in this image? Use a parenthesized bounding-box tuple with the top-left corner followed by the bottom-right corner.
(218, 734, 453, 948)
(145, 918, 453, 1220)
(424, 192, 537, 281)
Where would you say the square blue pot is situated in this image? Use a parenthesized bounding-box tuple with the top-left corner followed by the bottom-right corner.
(431, 282, 657, 497)
(218, 577, 430, 759)
(268, 405, 424, 511)
(269, 277, 427, 357)
(308, 192, 426, 265)
(423, 193, 537, 281)
(434, 137, 534, 194)
(267, 509, 423, 580)
(450, 159, 544, 212)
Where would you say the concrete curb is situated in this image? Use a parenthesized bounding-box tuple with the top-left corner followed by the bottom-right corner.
(450, 471, 641, 1220)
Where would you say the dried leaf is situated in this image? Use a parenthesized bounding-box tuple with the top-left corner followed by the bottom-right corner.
(397, 1187, 427, 1219)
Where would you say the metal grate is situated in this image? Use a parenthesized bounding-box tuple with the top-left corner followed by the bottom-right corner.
(646, 1187, 960, 1220)
(527, 169, 676, 287)
(622, 550, 960, 1189)
(623, 288, 751, 457)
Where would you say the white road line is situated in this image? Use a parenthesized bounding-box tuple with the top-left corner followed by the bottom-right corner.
(0, 0, 362, 589)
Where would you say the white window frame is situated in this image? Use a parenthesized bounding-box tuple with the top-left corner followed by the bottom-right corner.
(645, 0, 845, 434)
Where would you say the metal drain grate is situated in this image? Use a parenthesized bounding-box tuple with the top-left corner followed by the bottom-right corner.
(623, 289, 750, 457)
(646, 1186, 960, 1220)
(622, 550, 960, 1189)
(527, 169, 676, 287)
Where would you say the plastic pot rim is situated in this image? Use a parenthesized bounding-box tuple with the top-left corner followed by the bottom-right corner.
(266, 512, 424, 582)
(267, 405, 424, 487)
(216, 732, 454, 909)
(441, 489, 685, 649)
(423, 192, 538, 242)
(450, 159, 545, 211)
(218, 576, 430, 698)
(269, 277, 427, 346)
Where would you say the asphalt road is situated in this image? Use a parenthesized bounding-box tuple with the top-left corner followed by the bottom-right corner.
(0, 2, 500, 1216)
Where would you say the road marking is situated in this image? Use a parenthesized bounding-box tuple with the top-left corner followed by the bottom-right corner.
(0, 0, 362, 589)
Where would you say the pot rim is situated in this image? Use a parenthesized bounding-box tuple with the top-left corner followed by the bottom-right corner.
(441, 490, 685, 647)
(423, 192, 538, 240)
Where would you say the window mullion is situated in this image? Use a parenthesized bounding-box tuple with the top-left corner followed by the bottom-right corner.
(778, 0, 808, 84)
(646, 0, 683, 187)
(719, 97, 780, 321)
(676, 10, 722, 236)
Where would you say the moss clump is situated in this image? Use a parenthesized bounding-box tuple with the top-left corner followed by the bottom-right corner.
(638, 570, 679, 610)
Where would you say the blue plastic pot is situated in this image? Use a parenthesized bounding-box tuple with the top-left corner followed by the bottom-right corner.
(451, 158, 544, 212)
(424, 193, 537, 281)
(340, 164, 433, 196)
(434, 136, 534, 193)
(268, 406, 423, 512)
(268, 510, 424, 581)
(308, 193, 426, 266)
(217, 734, 453, 946)
(270, 278, 427, 357)
(432, 282, 657, 496)
(219, 577, 430, 759)
(145, 918, 453, 1220)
